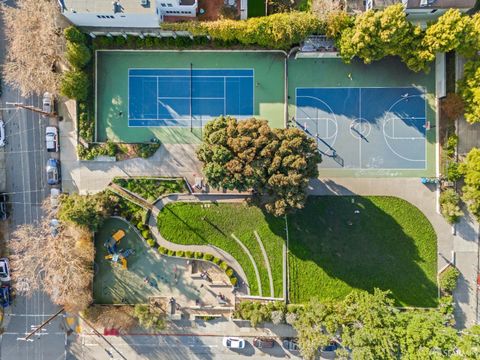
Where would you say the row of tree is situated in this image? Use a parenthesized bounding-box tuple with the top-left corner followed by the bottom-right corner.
(197, 117, 321, 216)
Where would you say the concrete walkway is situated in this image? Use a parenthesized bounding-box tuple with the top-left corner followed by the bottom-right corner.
(309, 177, 480, 328)
(149, 193, 252, 295)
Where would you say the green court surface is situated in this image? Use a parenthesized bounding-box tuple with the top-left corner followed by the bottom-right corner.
(96, 50, 285, 144)
(288, 56, 436, 177)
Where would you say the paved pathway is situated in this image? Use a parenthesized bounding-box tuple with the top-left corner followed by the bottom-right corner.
(149, 193, 252, 295)
(254, 230, 275, 298)
(231, 233, 262, 297)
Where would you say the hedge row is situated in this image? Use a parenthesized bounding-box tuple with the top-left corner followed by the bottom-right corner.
(157, 246, 238, 286)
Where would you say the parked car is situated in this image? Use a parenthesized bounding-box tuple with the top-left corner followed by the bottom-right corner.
(0, 120, 5, 147)
(253, 337, 275, 348)
(50, 188, 61, 208)
(0, 193, 9, 221)
(46, 158, 60, 185)
(0, 286, 12, 308)
(282, 338, 300, 351)
(45, 126, 59, 152)
(222, 337, 245, 349)
(0, 258, 11, 282)
(322, 341, 338, 352)
(42, 92, 53, 117)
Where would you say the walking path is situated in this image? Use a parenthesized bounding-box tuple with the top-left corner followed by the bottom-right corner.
(149, 193, 252, 295)
(309, 177, 480, 328)
(254, 231, 275, 298)
(231, 233, 262, 297)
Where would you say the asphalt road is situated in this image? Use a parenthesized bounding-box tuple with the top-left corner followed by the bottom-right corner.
(0, 1, 67, 359)
(69, 334, 304, 360)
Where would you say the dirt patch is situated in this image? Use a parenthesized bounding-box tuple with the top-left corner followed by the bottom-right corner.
(198, 0, 240, 21)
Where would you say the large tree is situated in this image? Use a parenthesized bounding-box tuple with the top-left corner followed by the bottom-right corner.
(458, 59, 480, 124)
(460, 148, 480, 220)
(197, 117, 321, 216)
(1, 0, 65, 96)
(9, 202, 94, 312)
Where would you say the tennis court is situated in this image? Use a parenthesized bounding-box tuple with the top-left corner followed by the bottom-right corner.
(128, 68, 254, 127)
(295, 87, 427, 170)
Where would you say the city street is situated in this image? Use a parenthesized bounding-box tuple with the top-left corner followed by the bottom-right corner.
(0, 1, 67, 358)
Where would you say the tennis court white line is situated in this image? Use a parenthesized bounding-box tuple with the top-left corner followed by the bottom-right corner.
(129, 75, 254, 78)
(157, 97, 225, 100)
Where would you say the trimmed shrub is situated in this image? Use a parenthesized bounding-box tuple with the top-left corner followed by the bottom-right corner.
(440, 189, 463, 224)
(230, 276, 238, 286)
(64, 26, 87, 44)
(186, 251, 194, 258)
(212, 257, 222, 265)
(141, 229, 150, 239)
(439, 266, 460, 293)
(219, 261, 229, 271)
(146, 238, 156, 247)
(176, 250, 185, 257)
(137, 221, 146, 230)
(446, 162, 462, 182)
(203, 253, 214, 261)
(194, 251, 204, 259)
(66, 41, 91, 69)
(60, 69, 89, 101)
(168, 249, 176, 257)
(158, 246, 168, 255)
(225, 268, 234, 277)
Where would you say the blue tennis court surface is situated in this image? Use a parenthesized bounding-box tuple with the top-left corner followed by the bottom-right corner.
(295, 87, 427, 170)
(128, 68, 254, 127)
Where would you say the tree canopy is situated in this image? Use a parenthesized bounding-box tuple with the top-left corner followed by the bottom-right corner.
(197, 117, 321, 216)
(460, 148, 480, 221)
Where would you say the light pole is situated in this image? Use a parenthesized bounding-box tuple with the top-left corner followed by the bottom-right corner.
(5, 102, 57, 118)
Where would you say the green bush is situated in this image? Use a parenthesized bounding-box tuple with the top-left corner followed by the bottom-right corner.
(444, 134, 458, 159)
(176, 250, 185, 257)
(141, 229, 150, 239)
(64, 26, 87, 44)
(162, 12, 324, 50)
(439, 266, 460, 293)
(186, 251, 194, 258)
(168, 249, 176, 256)
(225, 268, 234, 277)
(440, 189, 463, 224)
(60, 69, 89, 101)
(158, 246, 168, 255)
(146, 238, 156, 247)
(230, 276, 238, 286)
(194, 251, 204, 259)
(446, 162, 462, 182)
(212, 257, 222, 265)
(137, 221, 146, 230)
(203, 253, 214, 261)
(66, 41, 91, 69)
(78, 102, 94, 142)
(219, 261, 229, 271)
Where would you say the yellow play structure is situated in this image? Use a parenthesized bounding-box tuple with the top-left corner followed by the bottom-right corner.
(104, 229, 134, 270)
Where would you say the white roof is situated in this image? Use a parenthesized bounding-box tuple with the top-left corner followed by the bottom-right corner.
(63, 0, 156, 15)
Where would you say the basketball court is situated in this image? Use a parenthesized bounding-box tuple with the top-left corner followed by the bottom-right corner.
(295, 87, 427, 170)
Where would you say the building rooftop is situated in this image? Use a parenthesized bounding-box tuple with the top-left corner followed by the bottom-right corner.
(62, 0, 156, 15)
(406, 0, 475, 9)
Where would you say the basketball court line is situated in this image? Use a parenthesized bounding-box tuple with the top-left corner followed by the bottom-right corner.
(295, 87, 427, 170)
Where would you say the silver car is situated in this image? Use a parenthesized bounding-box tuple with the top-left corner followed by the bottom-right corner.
(0, 120, 5, 147)
(42, 92, 53, 117)
(0, 258, 11, 282)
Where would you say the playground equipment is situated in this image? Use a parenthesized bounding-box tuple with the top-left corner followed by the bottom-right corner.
(104, 229, 134, 269)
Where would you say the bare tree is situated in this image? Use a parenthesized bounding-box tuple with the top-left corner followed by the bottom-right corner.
(1, 0, 66, 96)
(9, 201, 94, 312)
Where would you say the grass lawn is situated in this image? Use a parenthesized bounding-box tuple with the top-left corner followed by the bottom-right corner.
(157, 203, 285, 297)
(113, 177, 187, 203)
(248, 0, 265, 17)
(288, 196, 438, 307)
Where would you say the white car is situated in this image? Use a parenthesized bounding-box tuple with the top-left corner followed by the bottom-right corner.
(45, 126, 59, 152)
(0, 258, 11, 282)
(222, 337, 245, 349)
(50, 188, 61, 208)
(42, 92, 53, 117)
(0, 120, 5, 147)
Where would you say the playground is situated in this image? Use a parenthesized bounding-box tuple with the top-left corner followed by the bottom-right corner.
(93, 217, 234, 308)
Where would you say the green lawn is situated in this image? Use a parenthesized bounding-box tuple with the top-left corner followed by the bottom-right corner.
(247, 0, 265, 17)
(112, 177, 187, 203)
(157, 203, 285, 297)
(288, 196, 438, 307)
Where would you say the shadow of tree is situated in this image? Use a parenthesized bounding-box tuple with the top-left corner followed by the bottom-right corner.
(268, 195, 438, 307)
